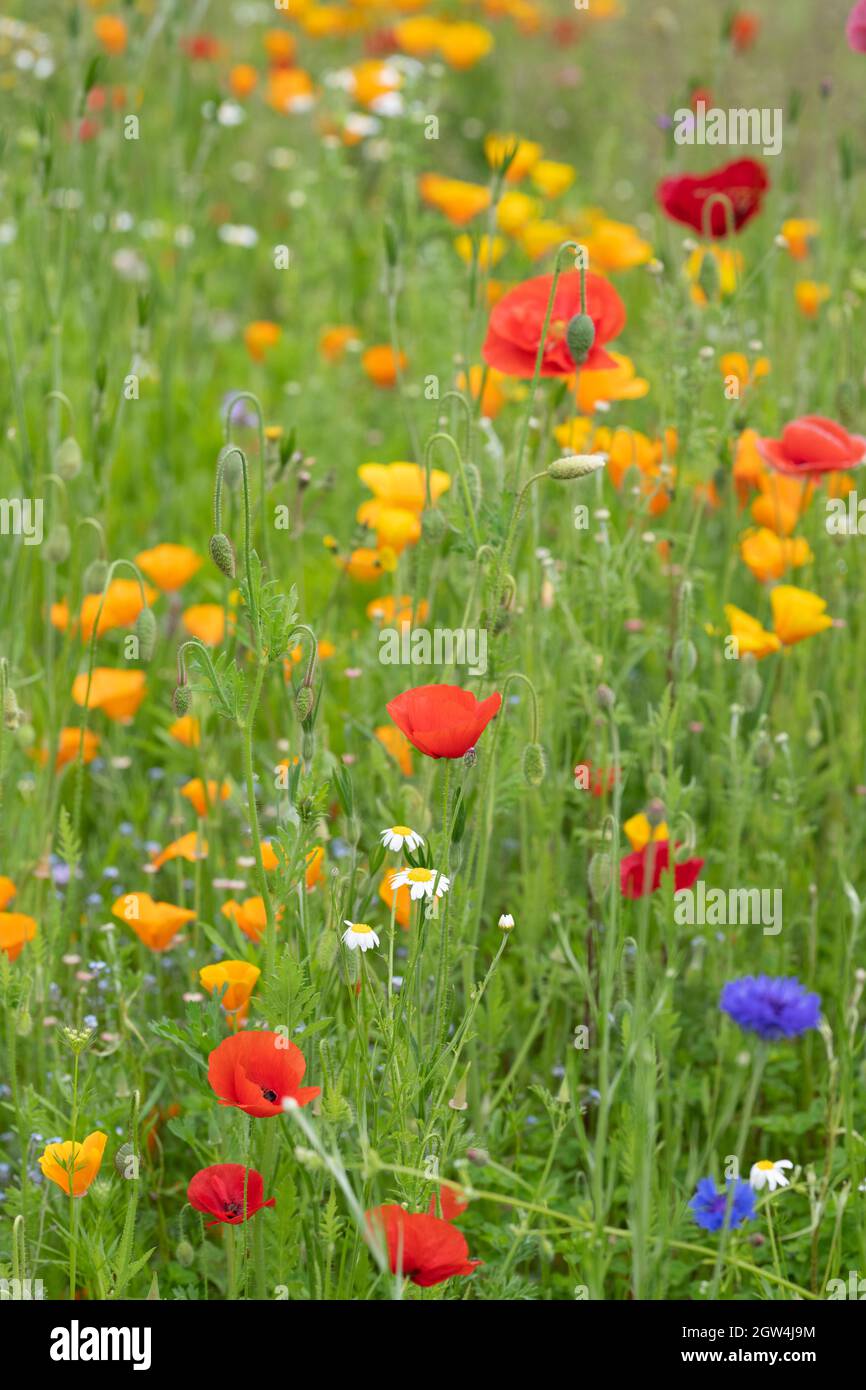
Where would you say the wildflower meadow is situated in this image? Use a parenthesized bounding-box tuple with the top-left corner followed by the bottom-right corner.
(3, 0, 866, 1343)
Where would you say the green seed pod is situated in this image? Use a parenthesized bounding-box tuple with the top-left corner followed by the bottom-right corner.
(43, 523, 71, 565)
(175, 1240, 195, 1268)
(209, 532, 236, 579)
(55, 435, 83, 480)
(565, 312, 596, 365)
(135, 606, 157, 662)
(522, 741, 547, 787)
(83, 558, 109, 594)
(173, 684, 192, 717)
(588, 850, 613, 902)
(421, 507, 447, 544)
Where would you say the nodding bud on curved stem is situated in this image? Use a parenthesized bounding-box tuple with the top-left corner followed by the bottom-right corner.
(209, 532, 236, 578)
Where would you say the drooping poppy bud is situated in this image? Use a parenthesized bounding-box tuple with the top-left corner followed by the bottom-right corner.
(135, 606, 157, 662)
(83, 558, 109, 594)
(173, 683, 192, 717)
(209, 532, 236, 578)
(522, 741, 547, 786)
(565, 311, 596, 365)
(547, 454, 606, 481)
(55, 435, 83, 480)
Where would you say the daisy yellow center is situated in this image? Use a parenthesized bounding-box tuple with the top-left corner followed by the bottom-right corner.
(351, 923, 372, 934)
(391, 825, 413, 836)
(756, 1160, 775, 1170)
(407, 868, 433, 882)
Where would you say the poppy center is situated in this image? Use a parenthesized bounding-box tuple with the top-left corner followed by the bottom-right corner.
(261, 1087, 278, 1103)
(224, 1200, 243, 1216)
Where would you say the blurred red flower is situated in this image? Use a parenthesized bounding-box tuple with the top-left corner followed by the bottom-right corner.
(620, 841, 704, 898)
(387, 684, 502, 759)
(482, 270, 626, 377)
(656, 158, 769, 237)
(207, 1030, 320, 1118)
(367, 1204, 481, 1286)
(187, 1164, 275, 1226)
(757, 415, 866, 478)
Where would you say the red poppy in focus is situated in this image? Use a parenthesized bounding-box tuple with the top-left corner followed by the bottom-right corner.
(656, 158, 769, 237)
(207, 1030, 320, 1118)
(620, 841, 704, 899)
(756, 416, 866, 478)
(187, 1164, 275, 1226)
(482, 271, 626, 378)
(387, 684, 502, 759)
(367, 1205, 481, 1287)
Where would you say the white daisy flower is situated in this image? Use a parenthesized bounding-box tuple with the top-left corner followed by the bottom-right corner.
(380, 825, 424, 854)
(498, 913, 515, 930)
(342, 921, 380, 953)
(749, 1158, 793, 1192)
(389, 866, 450, 901)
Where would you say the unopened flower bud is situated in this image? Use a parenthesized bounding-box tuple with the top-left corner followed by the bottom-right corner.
(672, 637, 697, 678)
(646, 797, 667, 828)
(209, 532, 236, 578)
(740, 656, 762, 711)
(547, 454, 606, 481)
(565, 312, 596, 365)
(596, 683, 615, 710)
(175, 1240, 195, 1268)
(173, 684, 192, 717)
(697, 250, 720, 301)
(82, 558, 109, 594)
(421, 507, 447, 544)
(55, 435, 83, 480)
(463, 746, 477, 769)
(134, 606, 157, 662)
(296, 684, 314, 723)
(4, 686, 23, 731)
(43, 523, 71, 565)
(588, 850, 613, 901)
(523, 741, 547, 787)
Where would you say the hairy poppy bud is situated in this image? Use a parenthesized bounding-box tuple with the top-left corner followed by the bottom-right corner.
(175, 1240, 195, 1268)
(565, 312, 596, 365)
(135, 606, 157, 662)
(173, 684, 192, 717)
(596, 683, 616, 710)
(588, 851, 613, 901)
(547, 454, 606, 481)
(209, 532, 236, 578)
(463, 745, 477, 769)
(740, 656, 762, 711)
(43, 523, 71, 565)
(296, 684, 314, 722)
(523, 741, 547, 787)
(672, 637, 697, 678)
(55, 435, 83, 480)
(646, 797, 667, 828)
(421, 507, 447, 544)
(83, 558, 109, 594)
(4, 686, 22, 731)
(753, 730, 774, 768)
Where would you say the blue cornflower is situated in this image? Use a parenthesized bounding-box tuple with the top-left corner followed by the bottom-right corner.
(690, 1178, 756, 1233)
(720, 975, 821, 1040)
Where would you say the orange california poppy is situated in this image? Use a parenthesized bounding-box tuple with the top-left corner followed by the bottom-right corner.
(0, 877, 16, 910)
(151, 831, 208, 870)
(244, 320, 281, 363)
(94, 16, 127, 56)
(71, 668, 147, 721)
(168, 714, 201, 747)
(136, 543, 203, 591)
(182, 603, 226, 646)
(362, 345, 406, 389)
(374, 724, 414, 776)
(0, 912, 37, 961)
(79, 579, 157, 641)
(181, 778, 231, 818)
(112, 892, 197, 950)
(378, 871, 412, 929)
(200, 960, 261, 1023)
(38, 1131, 108, 1196)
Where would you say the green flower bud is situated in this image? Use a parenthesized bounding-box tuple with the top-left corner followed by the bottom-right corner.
(588, 851, 613, 901)
(523, 741, 547, 787)
(672, 637, 697, 678)
(209, 532, 236, 579)
(565, 312, 596, 365)
(421, 507, 447, 544)
(43, 523, 71, 565)
(55, 435, 83, 480)
(173, 684, 192, 717)
(646, 797, 667, 828)
(82, 558, 109, 594)
(547, 454, 606, 481)
(753, 731, 775, 768)
(135, 606, 157, 662)
(697, 250, 720, 302)
(296, 684, 314, 722)
(4, 686, 23, 731)
(175, 1240, 195, 1268)
(740, 655, 762, 711)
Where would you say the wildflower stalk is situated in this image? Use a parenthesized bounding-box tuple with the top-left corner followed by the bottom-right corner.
(423, 430, 480, 548)
(223, 391, 271, 574)
(68, 1048, 80, 1300)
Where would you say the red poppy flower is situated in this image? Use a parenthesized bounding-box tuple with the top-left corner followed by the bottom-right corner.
(367, 1205, 481, 1287)
(187, 1164, 275, 1226)
(574, 759, 618, 797)
(620, 841, 704, 899)
(656, 158, 769, 237)
(428, 1186, 468, 1221)
(756, 415, 866, 478)
(207, 1030, 320, 1118)
(387, 684, 502, 759)
(482, 271, 626, 378)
